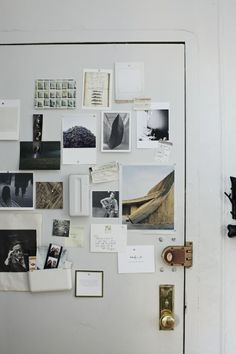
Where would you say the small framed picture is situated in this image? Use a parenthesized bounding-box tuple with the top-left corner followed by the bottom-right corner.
(44, 243, 63, 269)
(75, 270, 104, 297)
(101, 111, 131, 152)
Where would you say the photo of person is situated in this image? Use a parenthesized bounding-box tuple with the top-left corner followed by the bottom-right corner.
(0, 230, 37, 272)
(92, 191, 119, 218)
(44, 243, 63, 269)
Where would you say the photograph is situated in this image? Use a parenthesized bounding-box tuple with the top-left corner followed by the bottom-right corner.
(75, 270, 104, 297)
(62, 114, 97, 164)
(92, 191, 119, 218)
(44, 243, 63, 269)
(33, 114, 43, 141)
(0, 172, 33, 209)
(19, 141, 61, 170)
(34, 79, 76, 110)
(136, 103, 169, 148)
(82, 69, 112, 109)
(122, 165, 174, 230)
(36, 182, 63, 209)
(101, 112, 131, 152)
(52, 219, 70, 237)
(0, 229, 37, 272)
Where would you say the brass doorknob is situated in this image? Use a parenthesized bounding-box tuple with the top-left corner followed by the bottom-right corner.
(160, 310, 175, 330)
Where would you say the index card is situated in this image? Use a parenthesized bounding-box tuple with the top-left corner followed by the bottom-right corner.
(118, 245, 155, 273)
(115, 62, 144, 101)
(90, 224, 127, 252)
(90, 161, 119, 183)
(0, 99, 20, 140)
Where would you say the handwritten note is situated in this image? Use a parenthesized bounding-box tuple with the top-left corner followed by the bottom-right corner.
(90, 161, 119, 184)
(90, 224, 127, 252)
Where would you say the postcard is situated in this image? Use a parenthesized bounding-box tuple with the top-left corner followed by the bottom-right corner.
(90, 224, 127, 252)
(19, 141, 61, 170)
(101, 112, 131, 152)
(118, 245, 155, 273)
(115, 62, 144, 101)
(0, 99, 20, 140)
(0, 172, 33, 209)
(122, 165, 174, 230)
(62, 114, 96, 165)
(90, 161, 119, 183)
(137, 103, 169, 149)
(82, 69, 112, 109)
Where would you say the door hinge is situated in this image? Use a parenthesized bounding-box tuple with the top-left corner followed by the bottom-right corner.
(161, 241, 193, 268)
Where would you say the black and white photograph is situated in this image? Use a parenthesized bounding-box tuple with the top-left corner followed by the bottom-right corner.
(0, 229, 37, 272)
(92, 191, 119, 218)
(44, 243, 63, 269)
(62, 114, 97, 164)
(34, 79, 76, 109)
(136, 103, 169, 148)
(33, 114, 43, 141)
(101, 111, 131, 152)
(36, 182, 63, 209)
(122, 165, 174, 230)
(0, 172, 33, 209)
(52, 219, 70, 237)
(19, 141, 61, 170)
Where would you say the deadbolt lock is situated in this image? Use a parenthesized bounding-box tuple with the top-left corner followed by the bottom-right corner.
(161, 241, 193, 268)
(159, 285, 175, 330)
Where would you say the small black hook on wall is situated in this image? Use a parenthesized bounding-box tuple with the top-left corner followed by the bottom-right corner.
(225, 176, 236, 219)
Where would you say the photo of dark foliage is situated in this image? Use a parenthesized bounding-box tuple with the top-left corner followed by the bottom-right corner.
(19, 141, 61, 170)
(63, 126, 96, 148)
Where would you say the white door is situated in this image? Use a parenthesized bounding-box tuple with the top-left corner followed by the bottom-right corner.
(0, 43, 186, 354)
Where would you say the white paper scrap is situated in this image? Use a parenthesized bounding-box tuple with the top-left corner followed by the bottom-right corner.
(65, 225, 85, 248)
(154, 141, 173, 162)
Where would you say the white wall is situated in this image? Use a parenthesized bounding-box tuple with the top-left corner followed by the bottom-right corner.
(0, 0, 233, 353)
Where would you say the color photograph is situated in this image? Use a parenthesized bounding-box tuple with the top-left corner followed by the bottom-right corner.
(19, 141, 61, 170)
(102, 112, 131, 152)
(0, 172, 33, 209)
(122, 165, 174, 230)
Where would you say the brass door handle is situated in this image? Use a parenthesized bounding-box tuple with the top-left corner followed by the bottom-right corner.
(160, 310, 175, 330)
(159, 285, 175, 330)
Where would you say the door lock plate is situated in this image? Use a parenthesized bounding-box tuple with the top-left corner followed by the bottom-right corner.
(159, 284, 175, 330)
(161, 241, 193, 268)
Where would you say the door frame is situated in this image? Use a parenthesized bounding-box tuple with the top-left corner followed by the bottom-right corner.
(0, 30, 210, 354)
